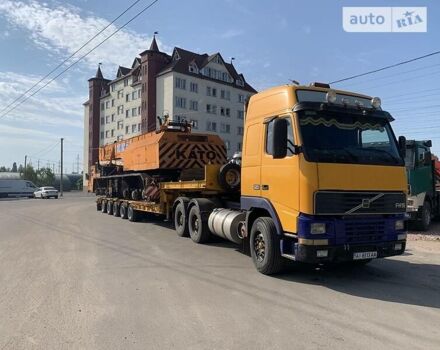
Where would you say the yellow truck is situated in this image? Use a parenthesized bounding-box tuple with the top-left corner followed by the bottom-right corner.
(93, 83, 408, 275)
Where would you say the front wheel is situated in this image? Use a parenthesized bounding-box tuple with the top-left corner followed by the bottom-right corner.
(250, 217, 283, 275)
(416, 201, 431, 231)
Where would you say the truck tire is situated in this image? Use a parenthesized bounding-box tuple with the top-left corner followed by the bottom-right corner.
(113, 202, 120, 217)
(218, 163, 241, 192)
(120, 203, 128, 219)
(127, 205, 138, 222)
(416, 201, 431, 231)
(101, 200, 107, 213)
(107, 201, 113, 215)
(96, 201, 102, 211)
(188, 205, 210, 243)
(250, 217, 283, 275)
(174, 202, 189, 237)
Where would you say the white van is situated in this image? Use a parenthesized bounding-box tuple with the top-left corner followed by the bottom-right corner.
(0, 179, 38, 198)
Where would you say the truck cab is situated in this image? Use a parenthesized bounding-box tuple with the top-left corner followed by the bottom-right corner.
(241, 84, 408, 272)
(405, 140, 439, 230)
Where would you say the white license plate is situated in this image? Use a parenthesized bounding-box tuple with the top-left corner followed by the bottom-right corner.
(353, 251, 377, 260)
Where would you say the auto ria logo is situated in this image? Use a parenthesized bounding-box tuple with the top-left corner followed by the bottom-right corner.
(343, 7, 427, 32)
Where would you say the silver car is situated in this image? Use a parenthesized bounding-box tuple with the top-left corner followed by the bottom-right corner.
(34, 186, 59, 199)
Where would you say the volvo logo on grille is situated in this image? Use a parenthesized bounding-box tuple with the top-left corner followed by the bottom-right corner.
(345, 193, 385, 214)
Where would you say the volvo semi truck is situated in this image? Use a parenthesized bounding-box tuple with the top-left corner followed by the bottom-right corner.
(91, 83, 408, 275)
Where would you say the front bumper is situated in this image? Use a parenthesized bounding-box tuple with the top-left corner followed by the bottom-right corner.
(294, 240, 406, 264)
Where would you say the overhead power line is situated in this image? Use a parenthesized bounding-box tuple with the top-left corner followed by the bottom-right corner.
(0, 0, 160, 121)
(0, 0, 145, 117)
(330, 50, 440, 84)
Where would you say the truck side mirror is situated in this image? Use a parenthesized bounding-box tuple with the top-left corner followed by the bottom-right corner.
(398, 136, 406, 158)
(272, 118, 288, 159)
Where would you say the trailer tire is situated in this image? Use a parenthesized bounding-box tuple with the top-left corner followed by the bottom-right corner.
(96, 201, 102, 211)
(127, 205, 138, 222)
(416, 201, 431, 231)
(174, 202, 189, 237)
(250, 217, 284, 275)
(120, 203, 128, 219)
(107, 201, 113, 215)
(218, 163, 241, 192)
(113, 202, 120, 217)
(188, 205, 210, 243)
(101, 200, 107, 213)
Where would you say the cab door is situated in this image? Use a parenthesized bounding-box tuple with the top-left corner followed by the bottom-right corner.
(260, 114, 300, 233)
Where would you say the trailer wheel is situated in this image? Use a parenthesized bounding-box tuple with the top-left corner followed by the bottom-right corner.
(250, 217, 283, 275)
(416, 201, 431, 231)
(218, 163, 241, 192)
(127, 205, 138, 222)
(174, 202, 189, 237)
(101, 200, 107, 213)
(188, 205, 210, 243)
(120, 203, 128, 219)
(113, 202, 120, 217)
(107, 201, 113, 215)
(96, 201, 102, 211)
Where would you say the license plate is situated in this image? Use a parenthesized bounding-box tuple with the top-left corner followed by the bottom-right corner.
(353, 251, 377, 260)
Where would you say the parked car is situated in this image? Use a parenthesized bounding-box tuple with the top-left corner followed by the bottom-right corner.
(34, 187, 59, 199)
(0, 179, 38, 198)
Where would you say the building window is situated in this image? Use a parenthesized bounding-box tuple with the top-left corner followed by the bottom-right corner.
(191, 119, 199, 129)
(189, 100, 198, 111)
(206, 104, 211, 113)
(212, 88, 217, 97)
(111, 114, 115, 122)
(237, 142, 242, 151)
(117, 90, 124, 99)
(207, 121, 217, 132)
(238, 94, 245, 103)
(117, 121, 124, 130)
(126, 94, 130, 102)
(126, 110, 129, 118)
(132, 108, 137, 116)
(105, 116, 110, 124)
(220, 90, 230, 100)
(132, 124, 137, 133)
(221, 107, 230, 117)
(124, 78, 129, 87)
(138, 106, 141, 115)
(138, 89, 141, 99)
(138, 123, 141, 132)
(105, 101, 109, 109)
(111, 129, 115, 137)
(220, 123, 230, 133)
(111, 99, 115, 107)
(105, 130, 110, 138)
(189, 64, 198, 73)
(236, 79, 244, 87)
(100, 131, 104, 139)
(125, 126, 129, 134)
(206, 87, 211, 96)
(132, 91, 136, 100)
(100, 117, 104, 125)
(111, 84, 115, 92)
(175, 97, 187, 109)
(175, 77, 186, 90)
(190, 82, 198, 93)
(237, 126, 244, 135)
(237, 110, 244, 119)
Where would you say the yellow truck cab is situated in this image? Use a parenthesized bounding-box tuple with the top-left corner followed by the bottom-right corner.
(240, 83, 407, 273)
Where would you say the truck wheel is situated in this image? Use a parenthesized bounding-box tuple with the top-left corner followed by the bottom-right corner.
(113, 202, 120, 217)
(250, 217, 283, 275)
(127, 205, 138, 222)
(96, 201, 102, 211)
(416, 201, 431, 231)
(120, 204, 128, 219)
(218, 163, 241, 192)
(188, 205, 210, 243)
(174, 202, 189, 237)
(101, 200, 107, 213)
(107, 201, 113, 215)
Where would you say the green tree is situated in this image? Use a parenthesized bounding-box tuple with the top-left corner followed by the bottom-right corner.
(22, 164, 38, 184)
(36, 167, 55, 187)
(0, 166, 7, 172)
(12, 162, 17, 172)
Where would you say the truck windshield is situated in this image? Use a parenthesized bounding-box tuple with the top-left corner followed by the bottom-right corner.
(298, 112, 403, 166)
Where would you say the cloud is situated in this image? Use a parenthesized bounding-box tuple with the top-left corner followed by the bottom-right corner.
(220, 29, 244, 39)
(0, 0, 170, 71)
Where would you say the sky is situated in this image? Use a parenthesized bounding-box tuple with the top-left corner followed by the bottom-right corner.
(0, 0, 439, 172)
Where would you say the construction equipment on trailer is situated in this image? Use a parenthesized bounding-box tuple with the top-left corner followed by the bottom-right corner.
(405, 140, 440, 230)
(92, 83, 408, 275)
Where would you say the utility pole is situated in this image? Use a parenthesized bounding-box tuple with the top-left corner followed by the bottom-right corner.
(37, 159, 40, 171)
(60, 138, 64, 197)
(24, 155, 27, 178)
(76, 154, 80, 174)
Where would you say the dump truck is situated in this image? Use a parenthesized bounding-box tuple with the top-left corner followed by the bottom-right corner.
(405, 140, 440, 230)
(90, 83, 408, 275)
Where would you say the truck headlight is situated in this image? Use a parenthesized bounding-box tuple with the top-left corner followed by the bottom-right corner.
(395, 220, 405, 230)
(310, 223, 326, 234)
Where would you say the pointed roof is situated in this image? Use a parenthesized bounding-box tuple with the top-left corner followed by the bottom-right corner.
(95, 65, 104, 79)
(149, 35, 159, 51)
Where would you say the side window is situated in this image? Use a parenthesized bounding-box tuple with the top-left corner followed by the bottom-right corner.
(417, 146, 431, 166)
(265, 116, 295, 157)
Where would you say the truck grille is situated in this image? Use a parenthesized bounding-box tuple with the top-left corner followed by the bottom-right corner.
(344, 220, 386, 244)
(315, 191, 406, 215)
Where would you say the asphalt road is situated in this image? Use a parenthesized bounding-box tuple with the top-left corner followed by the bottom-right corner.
(0, 193, 439, 350)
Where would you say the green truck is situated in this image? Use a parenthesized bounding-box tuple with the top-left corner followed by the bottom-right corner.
(405, 140, 440, 230)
